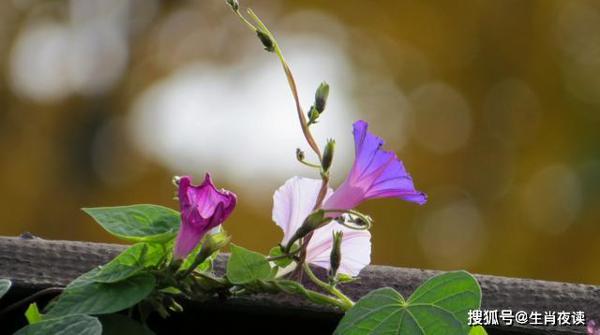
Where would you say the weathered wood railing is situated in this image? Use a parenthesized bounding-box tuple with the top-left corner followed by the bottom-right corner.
(0, 236, 597, 334)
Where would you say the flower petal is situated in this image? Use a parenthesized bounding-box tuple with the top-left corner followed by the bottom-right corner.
(363, 156, 428, 205)
(350, 120, 389, 183)
(180, 174, 236, 219)
(340, 120, 427, 206)
(306, 222, 371, 276)
(272, 177, 332, 244)
(173, 217, 204, 259)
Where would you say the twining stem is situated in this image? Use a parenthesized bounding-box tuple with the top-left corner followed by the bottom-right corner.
(298, 160, 321, 169)
(237, 7, 332, 274)
(246, 9, 322, 161)
(302, 262, 354, 310)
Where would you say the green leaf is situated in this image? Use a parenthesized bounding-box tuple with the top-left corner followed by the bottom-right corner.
(91, 243, 166, 283)
(46, 273, 156, 318)
(100, 314, 155, 335)
(15, 314, 102, 335)
(0, 278, 11, 299)
(226, 244, 273, 284)
(25, 303, 43, 324)
(469, 326, 488, 335)
(407, 271, 481, 332)
(83, 205, 180, 242)
(335, 271, 481, 335)
(268, 246, 293, 268)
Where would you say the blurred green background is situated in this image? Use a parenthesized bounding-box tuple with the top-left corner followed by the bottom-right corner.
(0, 0, 599, 284)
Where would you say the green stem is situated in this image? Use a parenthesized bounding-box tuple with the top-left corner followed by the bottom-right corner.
(271, 281, 348, 310)
(233, 9, 257, 31)
(246, 8, 322, 161)
(302, 263, 354, 309)
(298, 159, 321, 169)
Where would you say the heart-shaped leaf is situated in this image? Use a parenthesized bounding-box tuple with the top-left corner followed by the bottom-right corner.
(335, 271, 481, 335)
(83, 205, 180, 243)
(226, 244, 272, 284)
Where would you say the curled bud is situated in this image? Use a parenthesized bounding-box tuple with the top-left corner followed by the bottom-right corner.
(256, 30, 275, 52)
(284, 209, 330, 252)
(226, 0, 239, 11)
(296, 148, 305, 162)
(172, 176, 181, 186)
(329, 231, 343, 278)
(314, 82, 329, 113)
(321, 139, 335, 173)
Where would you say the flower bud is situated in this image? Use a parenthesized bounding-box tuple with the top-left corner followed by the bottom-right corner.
(329, 231, 343, 278)
(256, 30, 275, 52)
(196, 232, 230, 264)
(284, 209, 329, 252)
(314, 82, 329, 113)
(296, 148, 305, 162)
(321, 139, 335, 173)
(226, 0, 239, 11)
(307, 106, 320, 124)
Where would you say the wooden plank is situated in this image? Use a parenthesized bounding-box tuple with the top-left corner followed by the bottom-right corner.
(0, 236, 596, 334)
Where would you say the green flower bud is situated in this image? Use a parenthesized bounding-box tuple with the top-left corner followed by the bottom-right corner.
(314, 82, 329, 113)
(226, 0, 239, 11)
(284, 209, 330, 252)
(329, 230, 343, 278)
(321, 139, 335, 173)
(256, 30, 275, 52)
(196, 232, 230, 263)
(307, 106, 319, 123)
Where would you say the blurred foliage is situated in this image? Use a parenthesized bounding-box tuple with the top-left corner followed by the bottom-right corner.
(0, 0, 599, 284)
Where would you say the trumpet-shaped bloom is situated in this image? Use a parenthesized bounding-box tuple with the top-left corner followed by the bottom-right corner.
(324, 120, 427, 211)
(273, 177, 371, 276)
(174, 174, 237, 259)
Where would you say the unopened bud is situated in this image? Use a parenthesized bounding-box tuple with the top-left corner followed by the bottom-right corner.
(314, 82, 329, 113)
(321, 139, 335, 173)
(256, 30, 275, 52)
(307, 106, 320, 124)
(197, 232, 230, 263)
(329, 231, 343, 278)
(296, 148, 305, 161)
(284, 210, 329, 252)
(226, 0, 239, 11)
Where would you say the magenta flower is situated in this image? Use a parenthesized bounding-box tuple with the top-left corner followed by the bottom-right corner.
(589, 320, 600, 335)
(174, 174, 237, 259)
(273, 177, 371, 276)
(323, 120, 427, 211)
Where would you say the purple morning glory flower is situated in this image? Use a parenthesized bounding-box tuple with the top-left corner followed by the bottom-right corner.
(174, 174, 237, 260)
(323, 120, 427, 211)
